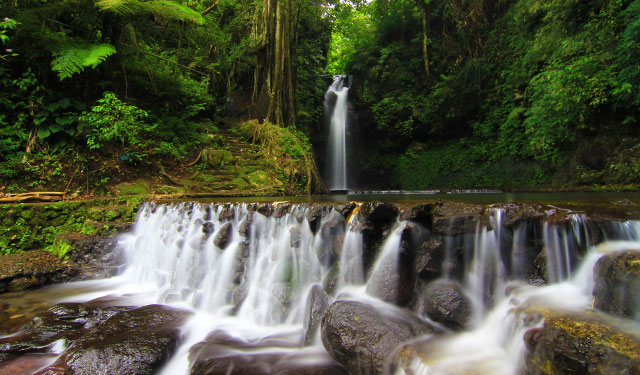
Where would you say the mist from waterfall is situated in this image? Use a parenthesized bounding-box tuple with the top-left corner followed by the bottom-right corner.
(324, 75, 350, 190)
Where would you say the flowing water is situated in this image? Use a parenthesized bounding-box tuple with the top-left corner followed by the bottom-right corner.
(2, 200, 640, 374)
(325, 75, 350, 190)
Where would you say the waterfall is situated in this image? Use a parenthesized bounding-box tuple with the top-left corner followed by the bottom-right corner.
(16, 201, 640, 375)
(324, 75, 350, 190)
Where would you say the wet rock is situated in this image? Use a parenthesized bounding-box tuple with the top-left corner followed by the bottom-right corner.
(414, 237, 444, 282)
(0, 250, 78, 294)
(322, 261, 340, 296)
(360, 202, 399, 226)
(202, 222, 215, 236)
(307, 206, 329, 234)
(214, 222, 233, 249)
(321, 300, 438, 375)
(303, 284, 329, 346)
(39, 304, 191, 375)
(523, 309, 640, 375)
(431, 215, 480, 236)
(417, 279, 471, 330)
(316, 213, 346, 261)
(238, 212, 254, 238)
(0, 303, 132, 362)
(593, 250, 640, 320)
(398, 204, 433, 229)
(336, 203, 357, 220)
(365, 223, 423, 307)
(218, 204, 235, 221)
(500, 204, 546, 227)
(273, 203, 291, 218)
(256, 204, 273, 218)
(189, 330, 347, 375)
(68, 236, 125, 281)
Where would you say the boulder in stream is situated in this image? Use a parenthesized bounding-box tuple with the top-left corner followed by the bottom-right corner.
(321, 300, 439, 375)
(38, 304, 191, 375)
(593, 249, 640, 320)
(416, 279, 471, 330)
(0, 302, 131, 362)
(214, 222, 233, 249)
(523, 309, 640, 375)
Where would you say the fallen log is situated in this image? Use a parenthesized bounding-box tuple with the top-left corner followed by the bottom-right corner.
(0, 191, 65, 203)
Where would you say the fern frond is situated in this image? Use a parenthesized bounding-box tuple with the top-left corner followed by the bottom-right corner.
(95, 0, 138, 15)
(51, 43, 116, 80)
(142, 1, 205, 25)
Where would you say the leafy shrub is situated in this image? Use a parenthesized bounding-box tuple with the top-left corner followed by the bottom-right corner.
(79, 92, 151, 151)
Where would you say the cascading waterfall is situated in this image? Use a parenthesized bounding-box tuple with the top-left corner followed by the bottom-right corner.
(324, 75, 350, 190)
(12, 201, 640, 375)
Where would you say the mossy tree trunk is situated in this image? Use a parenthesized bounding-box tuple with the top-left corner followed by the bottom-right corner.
(252, 0, 300, 127)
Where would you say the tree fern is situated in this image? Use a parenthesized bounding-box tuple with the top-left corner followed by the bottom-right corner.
(144, 1, 204, 25)
(95, 0, 138, 15)
(51, 43, 117, 80)
(95, 0, 204, 25)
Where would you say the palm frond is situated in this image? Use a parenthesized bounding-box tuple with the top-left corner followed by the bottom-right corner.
(51, 43, 117, 80)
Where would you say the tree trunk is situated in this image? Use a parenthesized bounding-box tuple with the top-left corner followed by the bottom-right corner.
(253, 0, 299, 127)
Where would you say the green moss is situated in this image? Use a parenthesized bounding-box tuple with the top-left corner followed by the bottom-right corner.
(116, 181, 150, 196)
(0, 198, 143, 255)
(547, 313, 640, 361)
(46, 239, 72, 259)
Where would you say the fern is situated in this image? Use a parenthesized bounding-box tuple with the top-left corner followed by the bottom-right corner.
(51, 43, 117, 80)
(95, 0, 204, 25)
(95, 0, 138, 14)
(143, 1, 204, 25)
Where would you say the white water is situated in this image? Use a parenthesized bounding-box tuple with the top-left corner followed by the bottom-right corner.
(325, 75, 350, 190)
(17, 202, 640, 375)
(393, 212, 640, 375)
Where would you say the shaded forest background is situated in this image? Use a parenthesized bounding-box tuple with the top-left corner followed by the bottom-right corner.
(1, 0, 639, 193)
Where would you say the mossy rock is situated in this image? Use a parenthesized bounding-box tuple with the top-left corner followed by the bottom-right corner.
(231, 177, 250, 190)
(246, 170, 271, 186)
(523, 309, 640, 375)
(593, 250, 640, 320)
(116, 181, 150, 196)
(202, 149, 234, 169)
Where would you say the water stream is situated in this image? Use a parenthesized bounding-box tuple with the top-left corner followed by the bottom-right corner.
(2, 201, 640, 374)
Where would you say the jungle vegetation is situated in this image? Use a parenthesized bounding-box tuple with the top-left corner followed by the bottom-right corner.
(0, 0, 639, 193)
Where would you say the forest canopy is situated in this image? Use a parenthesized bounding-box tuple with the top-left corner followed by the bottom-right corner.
(1, 0, 639, 193)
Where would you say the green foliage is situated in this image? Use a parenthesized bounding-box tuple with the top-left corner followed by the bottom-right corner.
(96, 0, 204, 24)
(79, 92, 150, 151)
(46, 238, 72, 259)
(51, 43, 116, 80)
(0, 17, 19, 60)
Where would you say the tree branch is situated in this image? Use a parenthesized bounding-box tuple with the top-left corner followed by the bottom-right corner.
(201, 0, 221, 16)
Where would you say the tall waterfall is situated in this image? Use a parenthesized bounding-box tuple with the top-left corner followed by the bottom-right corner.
(324, 75, 350, 190)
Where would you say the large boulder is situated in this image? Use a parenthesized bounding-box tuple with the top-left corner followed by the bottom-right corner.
(593, 250, 640, 320)
(523, 309, 640, 375)
(214, 222, 233, 249)
(38, 304, 191, 375)
(321, 300, 438, 375)
(0, 303, 131, 362)
(365, 223, 423, 306)
(416, 279, 471, 330)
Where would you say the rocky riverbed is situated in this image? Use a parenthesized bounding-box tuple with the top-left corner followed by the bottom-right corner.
(0, 199, 639, 375)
